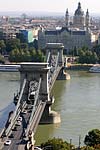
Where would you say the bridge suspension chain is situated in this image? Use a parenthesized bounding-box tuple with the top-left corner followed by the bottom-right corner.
(5, 78, 27, 136)
(25, 78, 42, 137)
(46, 51, 50, 63)
(48, 52, 60, 88)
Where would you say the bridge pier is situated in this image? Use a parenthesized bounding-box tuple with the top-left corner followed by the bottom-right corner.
(57, 67, 70, 80)
(40, 97, 61, 124)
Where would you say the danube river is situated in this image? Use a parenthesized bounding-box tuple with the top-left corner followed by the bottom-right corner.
(0, 71, 100, 146)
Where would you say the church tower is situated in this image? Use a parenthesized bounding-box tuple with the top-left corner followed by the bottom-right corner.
(65, 8, 69, 27)
(85, 9, 90, 29)
(73, 2, 85, 29)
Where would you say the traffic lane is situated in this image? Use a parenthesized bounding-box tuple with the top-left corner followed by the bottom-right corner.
(3, 124, 23, 150)
(3, 105, 32, 150)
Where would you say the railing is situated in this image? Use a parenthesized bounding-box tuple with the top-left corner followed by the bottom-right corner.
(4, 78, 27, 136)
(49, 66, 62, 92)
(55, 52, 59, 69)
(29, 101, 46, 134)
(48, 52, 62, 92)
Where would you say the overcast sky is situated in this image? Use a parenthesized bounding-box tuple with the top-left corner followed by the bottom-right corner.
(0, 0, 100, 14)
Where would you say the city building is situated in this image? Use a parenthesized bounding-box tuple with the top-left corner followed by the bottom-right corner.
(38, 2, 97, 53)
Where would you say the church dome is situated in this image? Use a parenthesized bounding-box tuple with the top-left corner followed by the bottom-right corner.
(74, 2, 84, 16)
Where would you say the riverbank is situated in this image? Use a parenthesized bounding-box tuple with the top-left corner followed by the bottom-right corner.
(66, 63, 94, 71)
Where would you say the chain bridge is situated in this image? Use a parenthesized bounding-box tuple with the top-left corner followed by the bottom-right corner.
(0, 43, 69, 150)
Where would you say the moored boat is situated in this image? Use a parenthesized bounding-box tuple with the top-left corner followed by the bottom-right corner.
(89, 65, 100, 73)
(0, 64, 20, 72)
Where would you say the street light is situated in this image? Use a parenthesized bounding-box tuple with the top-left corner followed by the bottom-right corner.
(78, 135, 81, 150)
(70, 139, 72, 150)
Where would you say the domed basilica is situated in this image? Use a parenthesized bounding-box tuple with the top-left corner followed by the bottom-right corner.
(38, 2, 97, 53)
(65, 2, 90, 29)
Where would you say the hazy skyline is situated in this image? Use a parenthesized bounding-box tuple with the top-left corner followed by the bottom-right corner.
(0, 0, 100, 14)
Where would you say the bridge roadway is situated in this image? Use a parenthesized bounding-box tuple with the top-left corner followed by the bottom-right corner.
(1, 48, 64, 149)
(2, 101, 46, 150)
(2, 104, 31, 150)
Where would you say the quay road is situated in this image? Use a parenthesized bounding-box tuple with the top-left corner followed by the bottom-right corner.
(2, 104, 32, 150)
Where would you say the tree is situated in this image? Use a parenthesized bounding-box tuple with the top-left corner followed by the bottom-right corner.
(73, 46, 78, 56)
(92, 45, 100, 56)
(9, 48, 45, 63)
(78, 50, 86, 63)
(84, 129, 100, 147)
(0, 40, 6, 54)
(78, 50, 98, 64)
(6, 38, 20, 52)
(0, 54, 5, 64)
(41, 137, 74, 150)
(9, 49, 20, 62)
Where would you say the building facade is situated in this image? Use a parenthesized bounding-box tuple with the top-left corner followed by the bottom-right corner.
(38, 2, 92, 52)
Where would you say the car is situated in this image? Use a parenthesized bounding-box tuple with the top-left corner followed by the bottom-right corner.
(21, 110, 27, 114)
(4, 140, 11, 145)
(9, 133, 14, 138)
(17, 116, 22, 122)
(16, 120, 21, 126)
(12, 126, 17, 131)
(28, 109, 32, 113)
(34, 147, 42, 150)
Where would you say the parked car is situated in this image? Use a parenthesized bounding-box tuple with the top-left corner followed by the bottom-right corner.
(4, 140, 11, 145)
(9, 133, 14, 138)
(16, 120, 21, 126)
(21, 110, 27, 114)
(12, 126, 17, 131)
(17, 116, 22, 122)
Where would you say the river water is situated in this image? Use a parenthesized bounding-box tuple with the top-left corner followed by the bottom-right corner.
(0, 71, 100, 147)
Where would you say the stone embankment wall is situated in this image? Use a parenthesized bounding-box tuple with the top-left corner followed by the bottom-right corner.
(66, 63, 94, 70)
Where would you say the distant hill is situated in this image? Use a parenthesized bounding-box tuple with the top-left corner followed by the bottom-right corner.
(0, 11, 65, 17)
(0, 11, 99, 18)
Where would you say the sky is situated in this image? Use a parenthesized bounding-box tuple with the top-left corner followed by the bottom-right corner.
(0, 0, 100, 14)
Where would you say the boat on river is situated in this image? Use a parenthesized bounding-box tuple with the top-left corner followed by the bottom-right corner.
(0, 64, 20, 72)
(89, 65, 100, 73)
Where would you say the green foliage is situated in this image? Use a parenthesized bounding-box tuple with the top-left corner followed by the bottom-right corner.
(84, 129, 100, 147)
(41, 137, 74, 150)
(0, 40, 6, 54)
(78, 49, 98, 64)
(69, 46, 99, 64)
(92, 45, 100, 56)
(20, 43, 28, 49)
(6, 38, 20, 52)
(92, 45, 100, 63)
(9, 48, 45, 62)
(0, 54, 5, 63)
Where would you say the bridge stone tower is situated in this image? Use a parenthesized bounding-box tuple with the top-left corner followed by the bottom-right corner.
(46, 43, 68, 80)
(46, 43, 64, 66)
(19, 62, 61, 124)
(19, 63, 50, 101)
